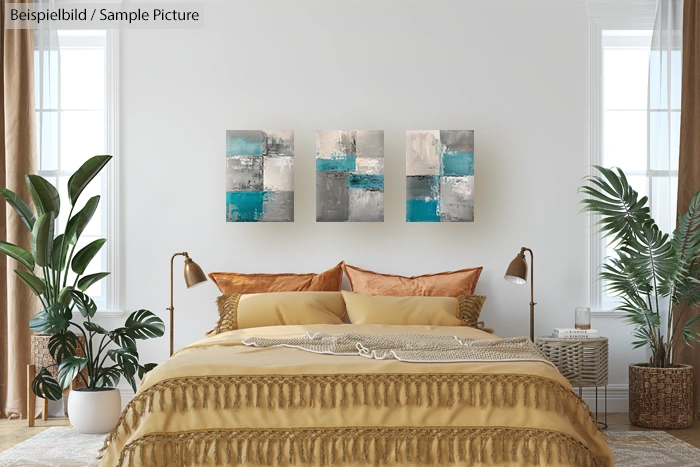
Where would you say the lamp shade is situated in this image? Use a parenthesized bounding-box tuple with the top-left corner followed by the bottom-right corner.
(504, 251, 528, 284)
(183, 257, 208, 288)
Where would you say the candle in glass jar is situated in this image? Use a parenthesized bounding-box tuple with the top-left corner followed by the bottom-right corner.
(575, 307, 591, 330)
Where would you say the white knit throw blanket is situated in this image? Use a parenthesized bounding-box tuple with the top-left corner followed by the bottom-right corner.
(242, 333, 553, 366)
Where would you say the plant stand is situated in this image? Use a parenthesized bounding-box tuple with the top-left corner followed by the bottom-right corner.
(28, 334, 86, 426)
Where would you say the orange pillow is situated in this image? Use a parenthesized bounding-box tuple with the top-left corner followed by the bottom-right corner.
(209, 263, 343, 294)
(342, 263, 482, 297)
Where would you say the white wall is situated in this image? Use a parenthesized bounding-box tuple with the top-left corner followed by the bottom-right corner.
(102, 0, 645, 409)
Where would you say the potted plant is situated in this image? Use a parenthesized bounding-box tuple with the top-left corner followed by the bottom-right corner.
(580, 166, 700, 429)
(0, 155, 164, 433)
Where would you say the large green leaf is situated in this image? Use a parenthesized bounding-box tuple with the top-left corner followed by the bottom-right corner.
(0, 241, 35, 270)
(48, 331, 79, 363)
(64, 196, 100, 245)
(0, 187, 35, 230)
(71, 238, 105, 275)
(108, 348, 138, 375)
(124, 310, 165, 340)
(108, 348, 139, 392)
(70, 290, 97, 318)
(31, 212, 55, 268)
(29, 305, 71, 334)
(579, 166, 651, 245)
(67, 156, 111, 206)
(25, 175, 60, 216)
(109, 327, 136, 351)
(137, 362, 158, 379)
(57, 286, 73, 306)
(32, 368, 62, 400)
(77, 272, 110, 292)
(50, 234, 68, 271)
(14, 269, 46, 297)
(57, 356, 88, 389)
(84, 322, 107, 334)
(95, 366, 121, 388)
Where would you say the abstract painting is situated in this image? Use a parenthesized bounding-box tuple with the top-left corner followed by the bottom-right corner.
(226, 130, 294, 222)
(316, 130, 384, 222)
(406, 130, 474, 222)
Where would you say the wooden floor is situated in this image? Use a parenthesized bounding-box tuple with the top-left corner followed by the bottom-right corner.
(1, 414, 700, 454)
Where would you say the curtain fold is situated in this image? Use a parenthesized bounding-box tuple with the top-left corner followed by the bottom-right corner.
(0, 0, 39, 418)
(676, 0, 700, 419)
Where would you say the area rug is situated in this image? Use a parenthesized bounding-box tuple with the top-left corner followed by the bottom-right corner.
(607, 430, 700, 466)
(0, 427, 102, 466)
(2, 427, 700, 466)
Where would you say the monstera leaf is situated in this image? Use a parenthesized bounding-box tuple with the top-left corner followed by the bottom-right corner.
(57, 356, 88, 389)
(70, 290, 97, 319)
(29, 305, 71, 334)
(48, 331, 79, 363)
(32, 367, 62, 401)
(124, 310, 165, 340)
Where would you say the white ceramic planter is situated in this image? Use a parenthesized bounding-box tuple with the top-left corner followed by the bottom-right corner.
(67, 388, 121, 434)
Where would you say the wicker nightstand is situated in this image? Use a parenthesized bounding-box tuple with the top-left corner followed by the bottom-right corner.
(535, 336, 609, 428)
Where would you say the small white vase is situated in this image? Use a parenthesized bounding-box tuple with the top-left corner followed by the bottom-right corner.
(67, 388, 121, 434)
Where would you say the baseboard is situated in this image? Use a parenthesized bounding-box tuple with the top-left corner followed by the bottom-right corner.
(117, 383, 135, 410)
(580, 384, 628, 415)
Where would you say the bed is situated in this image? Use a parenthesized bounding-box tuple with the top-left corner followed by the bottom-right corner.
(99, 323, 613, 466)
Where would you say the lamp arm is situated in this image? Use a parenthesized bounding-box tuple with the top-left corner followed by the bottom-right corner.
(168, 252, 188, 356)
(521, 247, 536, 341)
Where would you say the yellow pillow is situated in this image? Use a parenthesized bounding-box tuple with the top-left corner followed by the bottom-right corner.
(342, 291, 489, 328)
(213, 292, 346, 334)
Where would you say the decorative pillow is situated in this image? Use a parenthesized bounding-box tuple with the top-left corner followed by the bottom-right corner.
(212, 291, 346, 334)
(209, 263, 343, 294)
(342, 263, 483, 297)
(342, 291, 490, 330)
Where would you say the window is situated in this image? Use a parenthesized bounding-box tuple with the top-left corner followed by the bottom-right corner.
(588, 5, 682, 312)
(34, 30, 120, 314)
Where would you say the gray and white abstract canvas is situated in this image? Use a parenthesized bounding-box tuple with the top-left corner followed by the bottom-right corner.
(406, 130, 474, 222)
(316, 130, 384, 222)
(225, 130, 294, 222)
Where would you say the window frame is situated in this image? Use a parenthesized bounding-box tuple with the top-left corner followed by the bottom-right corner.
(34, 29, 122, 317)
(587, 1, 656, 315)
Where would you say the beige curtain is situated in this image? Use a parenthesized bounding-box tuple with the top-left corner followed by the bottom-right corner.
(0, 0, 39, 419)
(676, 0, 700, 419)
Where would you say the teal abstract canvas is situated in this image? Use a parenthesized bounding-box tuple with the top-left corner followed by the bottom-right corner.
(316, 130, 384, 222)
(406, 130, 474, 222)
(225, 130, 294, 222)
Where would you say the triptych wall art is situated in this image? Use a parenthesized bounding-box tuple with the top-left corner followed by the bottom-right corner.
(225, 130, 473, 223)
(406, 130, 474, 222)
(316, 130, 384, 222)
(225, 130, 294, 222)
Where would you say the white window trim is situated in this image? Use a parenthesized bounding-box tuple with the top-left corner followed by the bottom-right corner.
(101, 29, 123, 318)
(587, 0, 655, 316)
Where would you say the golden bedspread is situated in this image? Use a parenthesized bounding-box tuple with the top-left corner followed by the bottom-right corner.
(99, 324, 613, 467)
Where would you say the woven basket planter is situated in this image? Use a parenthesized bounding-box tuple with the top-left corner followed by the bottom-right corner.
(31, 334, 87, 390)
(629, 363, 693, 429)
